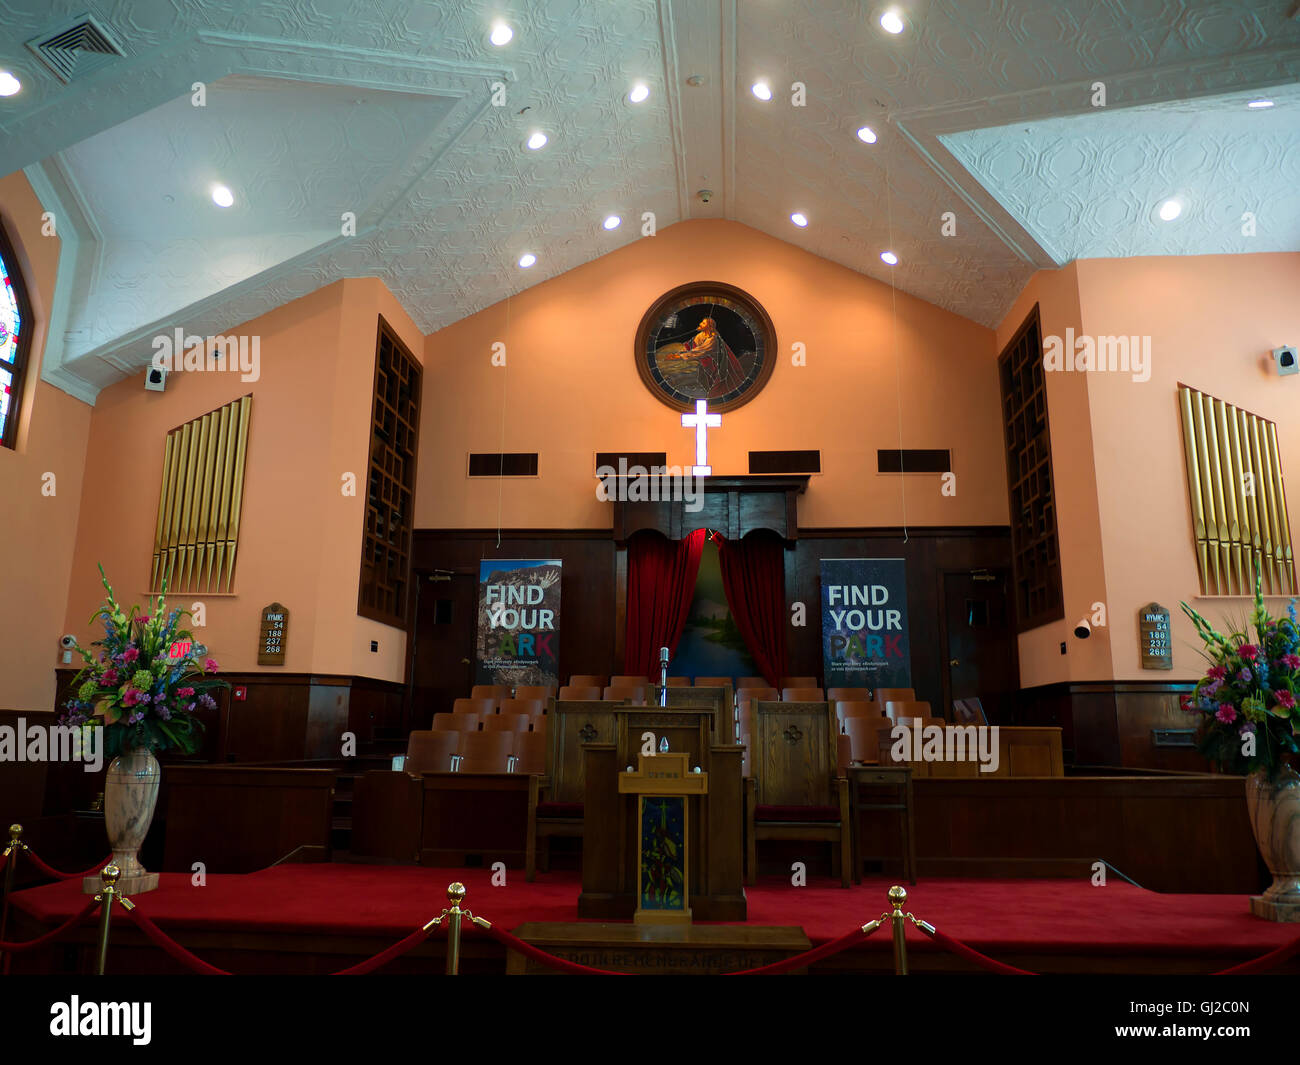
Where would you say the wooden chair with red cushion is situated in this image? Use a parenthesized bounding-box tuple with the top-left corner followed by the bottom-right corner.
(455, 730, 516, 773)
(404, 730, 459, 774)
(746, 699, 850, 888)
(782, 686, 824, 702)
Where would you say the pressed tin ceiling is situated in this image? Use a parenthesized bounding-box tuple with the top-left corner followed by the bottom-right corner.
(0, 0, 1298, 402)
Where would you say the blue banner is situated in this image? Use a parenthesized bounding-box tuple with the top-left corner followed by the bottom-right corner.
(820, 558, 911, 689)
(476, 559, 562, 687)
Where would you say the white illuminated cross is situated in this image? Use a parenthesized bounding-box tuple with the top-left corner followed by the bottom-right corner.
(681, 399, 721, 476)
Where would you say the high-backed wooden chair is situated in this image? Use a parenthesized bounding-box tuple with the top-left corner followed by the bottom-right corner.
(693, 676, 731, 688)
(782, 686, 824, 702)
(432, 712, 479, 732)
(843, 717, 883, 764)
(558, 684, 601, 700)
(456, 731, 516, 773)
(483, 712, 532, 733)
(827, 686, 870, 703)
(514, 731, 548, 774)
(404, 730, 459, 774)
(780, 676, 818, 689)
(603, 684, 647, 704)
(874, 687, 915, 704)
(471, 684, 512, 702)
(569, 674, 607, 689)
(746, 700, 851, 888)
(500, 698, 545, 718)
(515, 684, 556, 702)
(885, 699, 932, 723)
(453, 697, 495, 717)
(835, 700, 885, 730)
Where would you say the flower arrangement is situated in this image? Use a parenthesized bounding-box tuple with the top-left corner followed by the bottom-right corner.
(59, 566, 225, 758)
(1180, 558, 1300, 782)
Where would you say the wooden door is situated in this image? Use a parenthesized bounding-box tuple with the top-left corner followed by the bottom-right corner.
(409, 570, 477, 727)
(941, 569, 1018, 723)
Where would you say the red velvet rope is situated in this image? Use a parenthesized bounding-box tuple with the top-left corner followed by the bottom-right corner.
(0, 898, 101, 954)
(332, 926, 439, 975)
(1214, 932, 1300, 975)
(925, 928, 1037, 975)
(728, 924, 881, 974)
(475, 923, 631, 974)
(23, 850, 114, 881)
(122, 908, 232, 975)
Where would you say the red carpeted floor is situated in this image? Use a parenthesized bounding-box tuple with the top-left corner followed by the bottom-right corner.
(11, 863, 1300, 961)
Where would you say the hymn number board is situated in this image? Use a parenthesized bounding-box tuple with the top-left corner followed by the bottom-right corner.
(258, 603, 289, 666)
(1139, 603, 1172, 670)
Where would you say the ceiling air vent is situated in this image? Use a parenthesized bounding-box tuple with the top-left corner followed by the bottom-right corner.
(27, 15, 125, 84)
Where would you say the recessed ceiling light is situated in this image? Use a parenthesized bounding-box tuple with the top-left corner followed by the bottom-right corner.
(526, 131, 548, 150)
(628, 83, 650, 104)
(880, 250, 898, 265)
(880, 8, 905, 34)
(489, 21, 513, 46)
(790, 212, 808, 227)
(0, 70, 20, 96)
(751, 80, 772, 101)
(518, 253, 536, 268)
(856, 126, 877, 144)
(602, 215, 622, 230)
(1247, 98, 1274, 110)
(1157, 198, 1182, 222)
(211, 184, 234, 208)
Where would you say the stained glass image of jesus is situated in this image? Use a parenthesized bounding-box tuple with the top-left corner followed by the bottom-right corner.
(652, 310, 749, 399)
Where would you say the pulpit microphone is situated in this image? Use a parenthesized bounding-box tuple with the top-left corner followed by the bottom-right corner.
(659, 646, 670, 706)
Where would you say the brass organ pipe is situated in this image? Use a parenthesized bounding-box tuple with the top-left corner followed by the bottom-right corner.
(151, 433, 176, 591)
(1179, 388, 1210, 594)
(1255, 414, 1284, 594)
(1201, 393, 1230, 595)
(1265, 421, 1296, 593)
(1190, 395, 1221, 594)
(1247, 414, 1277, 593)
(1225, 402, 1250, 597)
(1213, 399, 1242, 594)
(224, 396, 252, 593)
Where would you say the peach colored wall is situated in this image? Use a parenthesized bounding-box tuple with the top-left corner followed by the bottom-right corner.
(61, 278, 423, 684)
(0, 172, 93, 712)
(418, 220, 1006, 531)
(1078, 253, 1300, 680)
(995, 263, 1114, 688)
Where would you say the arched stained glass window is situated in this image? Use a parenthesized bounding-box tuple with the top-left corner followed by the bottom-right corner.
(0, 219, 33, 449)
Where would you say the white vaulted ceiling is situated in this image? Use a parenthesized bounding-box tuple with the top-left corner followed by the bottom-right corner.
(0, 0, 1298, 401)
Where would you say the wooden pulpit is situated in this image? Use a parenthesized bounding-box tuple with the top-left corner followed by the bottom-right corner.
(578, 727, 746, 922)
(618, 752, 707, 924)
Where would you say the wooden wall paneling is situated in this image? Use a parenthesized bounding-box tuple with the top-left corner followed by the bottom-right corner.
(350, 770, 422, 861)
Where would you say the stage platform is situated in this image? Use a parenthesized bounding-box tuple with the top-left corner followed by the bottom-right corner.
(9, 863, 1299, 975)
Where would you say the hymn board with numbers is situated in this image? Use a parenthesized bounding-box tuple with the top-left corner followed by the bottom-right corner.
(257, 603, 289, 665)
(1138, 603, 1172, 670)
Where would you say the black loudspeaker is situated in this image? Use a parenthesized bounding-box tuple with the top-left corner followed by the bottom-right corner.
(1272, 345, 1298, 376)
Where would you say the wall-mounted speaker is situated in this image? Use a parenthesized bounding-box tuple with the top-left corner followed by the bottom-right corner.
(145, 366, 167, 391)
(1272, 345, 1298, 376)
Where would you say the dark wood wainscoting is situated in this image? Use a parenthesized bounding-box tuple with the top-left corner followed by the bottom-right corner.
(1016, 680, 1204, 771)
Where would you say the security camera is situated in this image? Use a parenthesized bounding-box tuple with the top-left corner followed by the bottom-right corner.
(1074, 618, 1092, 639)
(1272, 345, 1298, 376)
(60, 634, 77, 650)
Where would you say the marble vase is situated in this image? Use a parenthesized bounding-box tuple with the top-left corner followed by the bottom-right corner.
(84, 746, 161, 894)
(1246, 765, 1300, 921)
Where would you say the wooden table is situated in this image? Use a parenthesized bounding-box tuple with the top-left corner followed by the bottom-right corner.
(846, 765, 915, 885)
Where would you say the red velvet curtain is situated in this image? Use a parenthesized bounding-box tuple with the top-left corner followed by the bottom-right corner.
(716, 531, 788, 689)
(623, 528, 707, 679)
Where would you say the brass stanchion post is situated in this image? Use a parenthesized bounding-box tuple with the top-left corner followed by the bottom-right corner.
(888, 885, 910, 976)
(93, 865, 123, 976)
(1, 824, 23, 952)
(445, 882, 466, 976)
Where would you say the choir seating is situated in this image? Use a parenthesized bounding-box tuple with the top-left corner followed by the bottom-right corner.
(737, 686, 778, 706)
(745, 699, 851, 888)
(471, 684, 512, 701)
(500, 697, 545, 717)
(403, 730, 459, 774)
(827, 686, 870, 703)
(782, 686, 824, 701)
(835, 699, 885, 730)
(515, 684, 557, 701)
(843, 717, 884, 764)
(432, 712, 479, 732)
(602, 684, 647, 703)
(483, 713, 532, 733)
(874, 687, 916, 704)
(456, 731, 516, 773)
(780, 676, 818, 689)
(735, 676, 768, 689)
(610, 674, 652, 687)
(884, 699, 935, 723)
(558, 684, 601, 700)
(569, 674, 608, 689)
(453, 697, 495, 716)
(952, 697, 988, 725)
(514, 731, 548, 774)
(666, 676, 691, 687)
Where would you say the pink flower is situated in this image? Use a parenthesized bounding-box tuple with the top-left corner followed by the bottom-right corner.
(101, 669, 119, 686)
(1215, 703, 1238, 724)
(1274, 691, 1297, 710)
(1238, 644, 1259, 661)
(203, 657, 220, 673)
(1281, 654, 1300, 670)
(1207, 665, 1228, 681)
(122, 646, 140, 663)
(176, 686, 195, 697)
(122, 688, 145, 707)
